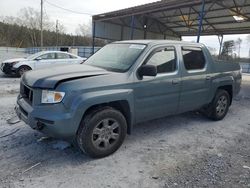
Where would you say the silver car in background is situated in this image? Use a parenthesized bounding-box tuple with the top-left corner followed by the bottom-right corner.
(1, 51, 87, 77)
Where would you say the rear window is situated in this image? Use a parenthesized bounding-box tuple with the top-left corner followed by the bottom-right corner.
(57, 53, 70, 59)
(70, 55, 77, 59)
(182, 47, 206, 71)
(39, 53, 56, 60)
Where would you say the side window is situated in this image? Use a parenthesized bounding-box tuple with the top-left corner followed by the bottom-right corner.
(182, 47, 206, 70)
(39, 53, 56, 60)
(146, 47, 177, 74)
(57, 53, 70, 59)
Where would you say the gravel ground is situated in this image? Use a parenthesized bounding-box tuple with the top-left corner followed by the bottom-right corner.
(0, 73, 249, 188)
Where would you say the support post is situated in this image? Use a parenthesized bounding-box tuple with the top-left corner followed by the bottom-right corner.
(121, 26, 124, 40)
(197, 0, 205, 43)
(130, 15, 135, 40)
(92, 21, 96, 55)
(143, 17, 148, 39)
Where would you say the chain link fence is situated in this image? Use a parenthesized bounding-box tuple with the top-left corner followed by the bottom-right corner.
(240, 63, 250, 73)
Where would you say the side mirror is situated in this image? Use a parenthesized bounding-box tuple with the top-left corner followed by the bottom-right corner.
(138, 65, 157, 78)
(35, 57, 42, 61)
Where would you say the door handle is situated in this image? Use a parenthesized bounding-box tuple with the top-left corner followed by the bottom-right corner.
(172, 79, 179, 85)
(206, 76, 211, 80)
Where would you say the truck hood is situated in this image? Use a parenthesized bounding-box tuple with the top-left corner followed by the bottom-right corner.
(3, 58, 26, 63)
(22, 64, 109, 89)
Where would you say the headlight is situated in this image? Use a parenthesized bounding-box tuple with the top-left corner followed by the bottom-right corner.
(12, 61, 19, 65)
(41, 90, 65, 104)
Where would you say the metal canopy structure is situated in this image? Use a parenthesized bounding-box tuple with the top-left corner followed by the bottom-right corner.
(92, 0, 250, 49)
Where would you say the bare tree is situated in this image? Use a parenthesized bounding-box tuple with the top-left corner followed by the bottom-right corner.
(235, 38, 242, 58)
(16, 7, 53, 46)
(0, 9, 105, 48)
(19, 7, 52, 30)
(1, 16, 21, 25)
(2, 7, 53, 46)
(75, 20, 92, 37)
(207, 46, 217, 56)
(247, 35, 250, 58)
(221, 40, 235, 60)
(57, 22, 66, 34)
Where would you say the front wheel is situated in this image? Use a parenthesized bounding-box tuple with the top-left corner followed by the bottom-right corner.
(17, 66, 31, 77)
(77, 107, 127, 158)
(205, 89, 230, 121)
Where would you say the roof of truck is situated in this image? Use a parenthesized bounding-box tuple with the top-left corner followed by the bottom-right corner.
(114, 40, 205, 47)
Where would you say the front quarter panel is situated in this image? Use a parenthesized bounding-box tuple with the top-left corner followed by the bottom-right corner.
(66, 89, 134, 135)
(13, 60, 35, 69)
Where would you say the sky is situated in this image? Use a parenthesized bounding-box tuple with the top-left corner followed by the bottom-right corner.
(0, 0, 157, 33)
(183, 34, 250, 58)
(0, 0, 249, 57)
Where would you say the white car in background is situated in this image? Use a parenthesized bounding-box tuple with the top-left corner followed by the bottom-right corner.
(1, 51, 87, 77)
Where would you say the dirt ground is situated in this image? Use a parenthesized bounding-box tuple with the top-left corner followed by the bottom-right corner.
(0, 72, 249, 188)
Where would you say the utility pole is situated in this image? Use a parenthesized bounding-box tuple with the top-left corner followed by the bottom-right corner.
(72, 33, 75, 46)
(40, 0, 43, 47)
(56, 20, 59, 46)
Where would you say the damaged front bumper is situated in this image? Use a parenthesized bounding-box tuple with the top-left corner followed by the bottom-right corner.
(16, 95, 78, 139)
(1, 63, 17, 75)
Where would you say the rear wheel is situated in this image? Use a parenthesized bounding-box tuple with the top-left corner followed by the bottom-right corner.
(17, 66, 31, 77)
(77, 107, 127, 158)
(205, 89, 230, 120)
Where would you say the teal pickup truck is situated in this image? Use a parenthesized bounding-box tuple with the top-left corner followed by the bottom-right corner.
(16, 40, 242, 158)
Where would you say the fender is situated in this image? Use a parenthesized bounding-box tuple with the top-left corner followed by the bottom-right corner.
(69, 89, 134, 134)
(212, 75, 234, 86)
(13, 61, 34, 70)
(209, 75, 234, 102)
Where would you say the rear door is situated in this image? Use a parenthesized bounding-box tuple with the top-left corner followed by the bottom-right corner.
(55, 52, 72, 65)
(134, 46, 181, 123)
(178, 46, 211, 113)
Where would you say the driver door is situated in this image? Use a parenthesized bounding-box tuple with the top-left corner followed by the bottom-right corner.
(134, 46, 181, 123)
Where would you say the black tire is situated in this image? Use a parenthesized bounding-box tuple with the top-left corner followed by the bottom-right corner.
(205, 89, 230, 121)
(17, 66, 31, 77)
(77, 107, 127, 158)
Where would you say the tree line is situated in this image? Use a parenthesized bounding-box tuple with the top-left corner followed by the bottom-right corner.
(0, 7, 104, 48)
(0, 21, 105, 47)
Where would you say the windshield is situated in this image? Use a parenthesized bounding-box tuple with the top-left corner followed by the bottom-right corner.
(85, 43, 146, 72)
(27, 51, 45, 60)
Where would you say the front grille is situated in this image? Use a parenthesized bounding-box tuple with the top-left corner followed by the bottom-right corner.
(20, 83, 33, 104)
(1, 63, 13, 73)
